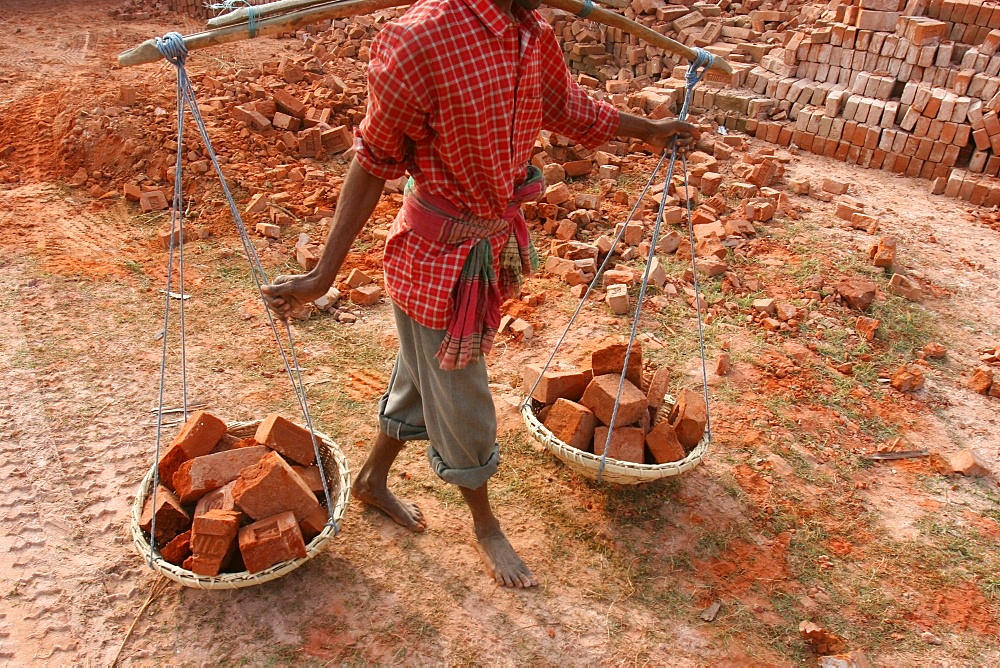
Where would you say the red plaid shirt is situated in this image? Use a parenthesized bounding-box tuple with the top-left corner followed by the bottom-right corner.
(355, 0, 619, 329)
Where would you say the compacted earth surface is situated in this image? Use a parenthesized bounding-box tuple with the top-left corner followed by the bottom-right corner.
(1, 0, 999, 665)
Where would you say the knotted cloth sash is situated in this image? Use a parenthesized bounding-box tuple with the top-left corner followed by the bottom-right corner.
(401, 166, 543, 370)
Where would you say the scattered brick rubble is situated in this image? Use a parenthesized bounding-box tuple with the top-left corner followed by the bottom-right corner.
(523, 338, 708, 463)
(140, 410, 334, 576)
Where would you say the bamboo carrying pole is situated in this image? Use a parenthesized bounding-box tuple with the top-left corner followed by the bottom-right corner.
(118, 0, 731, 74)
(205, 0, 624, 27)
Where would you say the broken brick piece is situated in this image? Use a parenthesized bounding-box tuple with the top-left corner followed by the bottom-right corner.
(891, 365, 925, 392)
(293, 465, 326, 497)
(188, 509, 240, 576)
(161, 530, 192, 566)
(157, 411, 228, 491)
(350, 284, 383, 305)
(836, 277, 877, 311)
(232, 451, 321, 521)
(668, 388, 707, 448)
(238, 511, 308, 574)
(645, 420, 686, 463)
(949, 449, 990, 476)
(645, 366, 671, 414)
(299, 503, 330, 542)
(254, 414, 317, 466)
(139, 485, 190, 546)
(140, 190, 168, 213)
(591, 339, 643, 388)
(173, 445, 269, 504)
(855, 316, 880, 342)
(544, 398, 598, 452)
(968, 367, 994, 395)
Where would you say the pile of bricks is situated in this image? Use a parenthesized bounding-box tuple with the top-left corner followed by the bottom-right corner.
(523, 339, 707, 464)
(538, 0, 1000, 207)
(140, 411, 335, 576)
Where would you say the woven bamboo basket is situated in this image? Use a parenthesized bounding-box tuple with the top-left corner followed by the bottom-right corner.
(522, 394, 709, 485)
(131, 420, 351, 589)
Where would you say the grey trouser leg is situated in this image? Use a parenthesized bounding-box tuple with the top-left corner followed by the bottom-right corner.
(378, 304, 499, 489)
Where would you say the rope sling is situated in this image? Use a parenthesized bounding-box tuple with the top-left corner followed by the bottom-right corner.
(139, 33, 346, 586)
(523, 49, 716, 483)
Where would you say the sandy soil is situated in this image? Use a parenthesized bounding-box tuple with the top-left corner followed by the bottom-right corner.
(1, 0, 999, 665)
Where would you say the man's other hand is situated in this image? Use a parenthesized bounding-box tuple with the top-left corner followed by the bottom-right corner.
(261, 273, 327, 320)
(646, 119, 701, 152)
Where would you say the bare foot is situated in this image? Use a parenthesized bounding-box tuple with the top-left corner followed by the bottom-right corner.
(475, 527, 537, 588)
(352, 473, 426, 532)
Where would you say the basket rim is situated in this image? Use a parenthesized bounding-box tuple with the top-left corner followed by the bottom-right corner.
(521, 396, 709, 483)
(131, 419, 351, 590)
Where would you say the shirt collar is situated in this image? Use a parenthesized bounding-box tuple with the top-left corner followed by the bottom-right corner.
(459, 0, 541, 37)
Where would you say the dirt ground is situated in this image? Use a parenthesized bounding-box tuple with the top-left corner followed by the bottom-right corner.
(1, 0, 999, 665)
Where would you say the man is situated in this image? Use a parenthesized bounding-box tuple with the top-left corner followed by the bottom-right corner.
(262, 0, 699, 588)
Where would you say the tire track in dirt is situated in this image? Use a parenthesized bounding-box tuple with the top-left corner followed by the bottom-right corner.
(0, 185, 135, 276)
(0, 91, 60, 183)
(0, 267, 150, 664)
(0, 285, 85, 662)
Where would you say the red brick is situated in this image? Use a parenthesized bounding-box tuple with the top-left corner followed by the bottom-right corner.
(188, 509, 241, 576)
(140, 190, 168, 213)
(645, 366, 672, 415)
(645, 420, 686, 463)
(299, 504, 330, 542)
(123, 183, 142, 202)
(580, 374, 648, 427)
(350, 284, 383, 305)
(544, 398, 598, 451)
(949, 449, 990, 476)
(255, 414, 318, 466)
(968, 367, 994, 394)
(700, 172, 723, 196)
(591, 339, 643, 387)
(272, 111, 300, 132)
(593, 426, 645, 463)
(232, 105, 271, 132)
(194, 480, 241, 519)
(158, 411, 228, 490)
(173, 445, 269, 504)
(297, 127, 323, 158)
(522, 364, 593, 403)
(822, 177, 850, 194)
(321, 125, 353, 153)
(303, 106, 331, 129)
(238, 511, 308, 574)
(836, 277, 877, 310)
(293, 465, 325, 497)
(272, 89, 307, 119)
(232, 451, 321, 521)
(139, 485, 190, 545)
(668, 388, 707, 449)
(160, 530, 192, 566)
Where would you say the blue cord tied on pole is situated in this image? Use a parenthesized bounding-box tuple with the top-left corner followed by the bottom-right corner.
(576, 0, 596, 19)
(154, 32, 188, 66)
(207, 0, 261, 37)
(677, 47, 714, 123)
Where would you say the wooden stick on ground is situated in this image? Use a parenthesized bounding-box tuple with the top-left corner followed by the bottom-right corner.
(118, 0, 731, 74)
